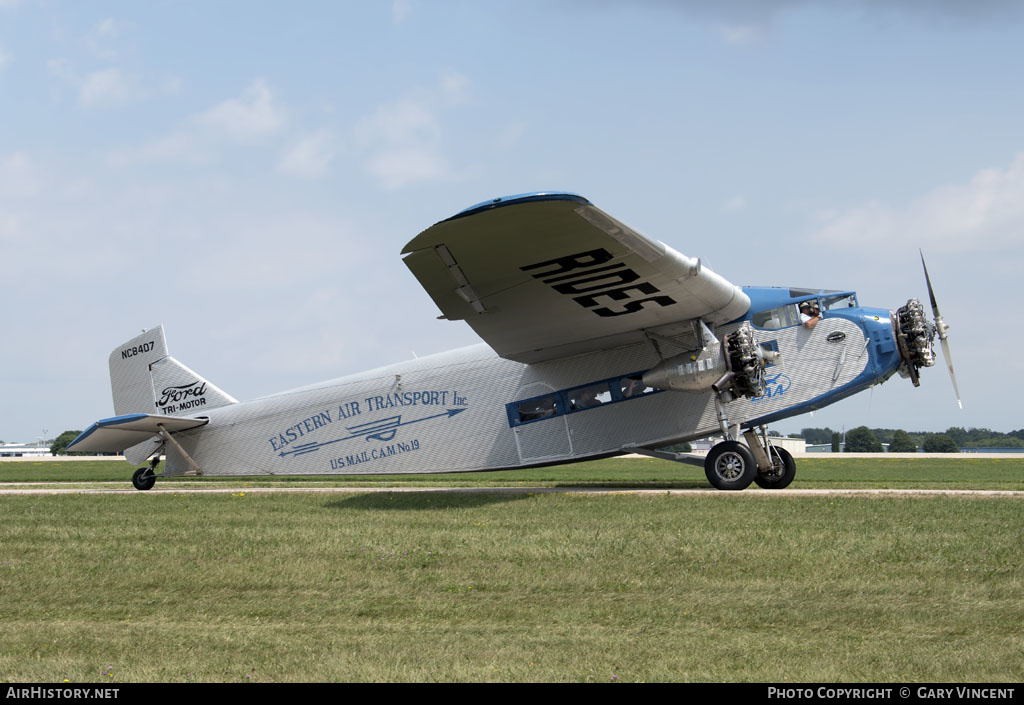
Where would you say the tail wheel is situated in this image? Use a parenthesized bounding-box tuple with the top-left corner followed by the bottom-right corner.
(132, 467, 157, 491)
(754, 446, 796, 489)
(705, 441, 756, 490)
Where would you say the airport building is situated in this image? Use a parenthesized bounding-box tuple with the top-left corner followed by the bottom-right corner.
(691, 436, 807, 455)
(0, 443, 52, 458)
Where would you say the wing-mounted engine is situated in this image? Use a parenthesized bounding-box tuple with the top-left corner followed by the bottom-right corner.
(721, 324, 771, 399)
(642, 321, 778, 400)
(894, 297, 935, 387)
(641, 320, 788, 492)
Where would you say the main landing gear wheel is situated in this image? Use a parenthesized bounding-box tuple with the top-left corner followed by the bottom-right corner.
(704, 441, 756, 491)
(132, 467, 157, 491)
(754, 446, 795, 489)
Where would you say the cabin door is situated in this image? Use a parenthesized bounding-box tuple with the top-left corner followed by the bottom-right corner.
(512, 382, 573, 464)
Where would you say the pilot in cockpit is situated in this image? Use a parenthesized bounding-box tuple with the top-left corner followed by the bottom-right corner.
(799, 301, 821, 329)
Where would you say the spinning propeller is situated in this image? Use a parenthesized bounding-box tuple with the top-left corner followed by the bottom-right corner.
(920, 251, 962, 409)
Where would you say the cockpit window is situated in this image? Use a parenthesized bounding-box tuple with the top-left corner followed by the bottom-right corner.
(752, 304, 802, 330)
(821, 293, 857, 310)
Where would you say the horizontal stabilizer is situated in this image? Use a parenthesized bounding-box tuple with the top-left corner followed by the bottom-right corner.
(66, 414, 209, 454)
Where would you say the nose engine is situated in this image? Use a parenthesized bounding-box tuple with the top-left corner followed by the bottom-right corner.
(894, 253, 962, 408)
(893, 298, 935, 387)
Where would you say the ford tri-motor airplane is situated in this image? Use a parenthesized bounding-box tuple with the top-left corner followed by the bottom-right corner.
(68, 192, 959, 490)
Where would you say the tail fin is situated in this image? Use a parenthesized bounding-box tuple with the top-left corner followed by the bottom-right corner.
(108, 326, 237, 416)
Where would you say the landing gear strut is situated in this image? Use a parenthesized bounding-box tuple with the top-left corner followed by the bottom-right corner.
(754, 445, 795, 489)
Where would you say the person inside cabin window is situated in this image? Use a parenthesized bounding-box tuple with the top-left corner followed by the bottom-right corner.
(799, 301, 821, 329)
(572, 388, 602, 409)
(621, 376, 646, 398)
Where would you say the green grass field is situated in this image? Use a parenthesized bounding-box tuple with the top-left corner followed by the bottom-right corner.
(1, 458, 1022, 682)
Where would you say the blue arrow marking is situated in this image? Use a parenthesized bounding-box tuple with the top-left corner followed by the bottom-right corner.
(280, 408, 467, 457)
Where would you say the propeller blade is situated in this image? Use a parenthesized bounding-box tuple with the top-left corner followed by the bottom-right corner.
(921, 250, 961, 408)
(940, 337, 962, 409)
(920, 249, 941, 321)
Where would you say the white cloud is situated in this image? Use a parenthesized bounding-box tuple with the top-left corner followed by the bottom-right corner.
(107, 131, 213, 167)
(678, 0, 1023, 43)
(0, 151, 44, 199)
(365, 147, 448, 190)
(392, 0, 413, 23)
(352, 73, 470, 189)
(198, 79, 285, 139)
(354, 100, 447, 189)
(109, 80, 289, 167)
(277, 130, 340, 179)
(47, 58, 75, 85)
(813, 153, 1024, 253)
(94, 18, 121, 36)
(78, 67, 138, 108)
(723, 195, 746, 212)
(440, 70, 471, 104)
(0, 47, 10, 71)
(355, 99, 439, 147)
(87, 18, 131, 60)
(47, 59, 142, 109)
(719, 24, 761, 44)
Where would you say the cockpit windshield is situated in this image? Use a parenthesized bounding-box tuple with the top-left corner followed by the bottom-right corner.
(751, 291, 857, 330)
(752, 305, 801, 330)
(821, 293, 857, 311)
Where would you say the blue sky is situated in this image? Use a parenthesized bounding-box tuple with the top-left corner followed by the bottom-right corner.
(2, 0, 1023, 443)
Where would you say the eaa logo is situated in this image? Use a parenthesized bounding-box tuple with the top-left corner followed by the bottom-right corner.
(752, 373, 791, 403)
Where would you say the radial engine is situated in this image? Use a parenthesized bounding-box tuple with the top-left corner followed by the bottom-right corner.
(642, 321, 779, 401)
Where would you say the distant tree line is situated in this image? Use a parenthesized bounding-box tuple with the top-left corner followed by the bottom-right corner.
(793, 426, 1024, 452)
(50, 431, 86, 455)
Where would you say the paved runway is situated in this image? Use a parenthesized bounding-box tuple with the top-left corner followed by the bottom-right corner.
(0, 484, 1021, 497)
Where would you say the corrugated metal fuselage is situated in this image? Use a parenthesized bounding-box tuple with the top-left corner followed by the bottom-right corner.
(162, 295, 902, 477)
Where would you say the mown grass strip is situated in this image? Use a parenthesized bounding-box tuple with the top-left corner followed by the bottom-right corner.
(0, 491, 1021, 682)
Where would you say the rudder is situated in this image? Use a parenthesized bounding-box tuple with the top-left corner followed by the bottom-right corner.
(108, 326, 237, 416)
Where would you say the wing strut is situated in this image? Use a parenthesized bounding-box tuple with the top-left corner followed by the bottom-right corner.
(156, 423, 204, 476)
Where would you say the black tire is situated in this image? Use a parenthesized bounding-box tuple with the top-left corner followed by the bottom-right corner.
(132, 467, 157, 491)
(753, 446, 796, 489)
(704, 441, 757, 490)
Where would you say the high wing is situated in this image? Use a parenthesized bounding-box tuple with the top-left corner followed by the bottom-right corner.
(402, 192, 750, 363)
(65, 414, 209, 454)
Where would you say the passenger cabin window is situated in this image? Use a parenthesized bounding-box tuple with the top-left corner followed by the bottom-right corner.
(507, 369, 663, 427)
(516, 396, 558, 423)
(568, 382, 612, 411)
(619, 375, 654, 398)
(752, 304, 802, 330)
